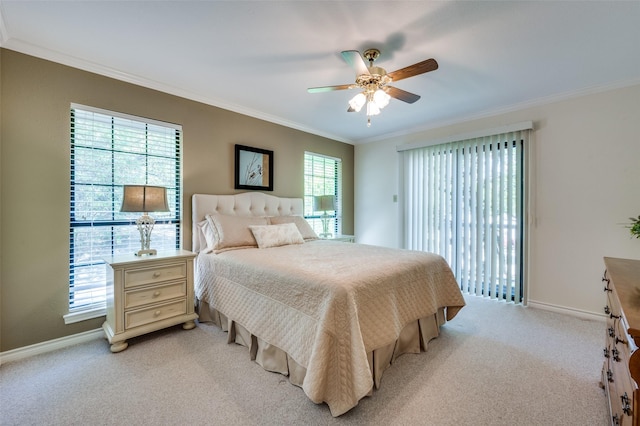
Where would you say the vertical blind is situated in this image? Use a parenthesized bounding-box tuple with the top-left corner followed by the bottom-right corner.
(69, 105, 182, 311)
(303, 152, 342, 236)
(400, 128, 530, 303)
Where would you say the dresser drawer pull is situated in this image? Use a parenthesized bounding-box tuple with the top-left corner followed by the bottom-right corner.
(621, 393, 632, 416)
(604, 347, 610, 358)
(153, 272, 161, 278)
(611, 347, 620, 362)
(153, 291, 161, 297)
(603, 273, 611, 292)
(616, 336, 627, 346)
(607, 369, 614, 382)
(154, 310, 162, 317)
(604, 305, 620, 319)
(608, 327, 615, 338)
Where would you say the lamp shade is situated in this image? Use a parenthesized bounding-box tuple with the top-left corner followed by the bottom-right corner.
(120, 185, 169, 213)
(313, 195, 336, 212)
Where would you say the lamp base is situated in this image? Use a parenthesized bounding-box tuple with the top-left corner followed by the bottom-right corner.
(135, 214, 157, 257)
(135, 248, 157, 257)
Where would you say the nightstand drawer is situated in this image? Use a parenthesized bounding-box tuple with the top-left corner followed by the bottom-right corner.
(125, 299, 187, 329)
(124, 262, 187, 288)
(124, 280, 187, 310)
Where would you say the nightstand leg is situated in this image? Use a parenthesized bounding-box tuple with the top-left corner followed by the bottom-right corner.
(110, 341, 128, 353)
(182, 320, 196, 330)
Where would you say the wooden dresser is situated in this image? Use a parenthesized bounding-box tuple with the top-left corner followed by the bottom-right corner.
(602, 257, 640, 425)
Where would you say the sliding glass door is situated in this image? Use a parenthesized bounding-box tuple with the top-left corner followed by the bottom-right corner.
(400, 128, 529, 303)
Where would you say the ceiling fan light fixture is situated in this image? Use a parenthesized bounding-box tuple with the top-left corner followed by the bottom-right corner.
(349, 92, 366, 112)
(373, 89, 390, 108)
(367, 100, 381, 116)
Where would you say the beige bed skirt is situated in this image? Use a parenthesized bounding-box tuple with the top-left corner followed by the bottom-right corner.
(196, 299, 447, 397)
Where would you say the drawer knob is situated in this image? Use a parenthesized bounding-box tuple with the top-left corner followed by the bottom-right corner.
(616, 336, 628, 346)
(153, 272, 161, 278)
(612, 347, 620, 362)
(154, 310, 161, 317)
(153, 291, 161, 297)
(621, 392, 632, 416)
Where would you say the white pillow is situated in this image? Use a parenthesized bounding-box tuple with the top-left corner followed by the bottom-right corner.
(205, 213, 269, 252)
(268, 215, 319, 240)
(249, 223, 305, 249)
(197, 219, 217, 253)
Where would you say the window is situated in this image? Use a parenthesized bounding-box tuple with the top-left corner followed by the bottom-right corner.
(68, 105, 182, 320)
(400, 126, 530, 303)
(303, 152, 342, 236)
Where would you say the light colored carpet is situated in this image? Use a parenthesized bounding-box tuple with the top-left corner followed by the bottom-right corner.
(0, 295, 609, 425)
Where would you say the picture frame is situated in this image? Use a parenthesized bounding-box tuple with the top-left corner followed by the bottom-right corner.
(234, 144, 274, 191)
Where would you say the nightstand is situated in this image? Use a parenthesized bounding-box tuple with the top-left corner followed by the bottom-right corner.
(321, 234, 355, 243)
(102, 249, 198, 352)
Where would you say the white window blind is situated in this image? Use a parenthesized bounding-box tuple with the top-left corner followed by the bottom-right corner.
(69, 105, 182, 312)
(400, 128, 529, 303)
(303, 152, 342, 236)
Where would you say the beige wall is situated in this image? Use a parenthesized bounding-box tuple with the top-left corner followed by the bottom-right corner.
(355, 84, 640, 316)
(0, 49, 354, 351)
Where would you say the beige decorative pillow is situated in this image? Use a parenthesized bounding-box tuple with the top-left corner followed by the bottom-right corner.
(249, 223, 305, 249)
(268, 215, 319, 240)
(205, 213, 269, 252)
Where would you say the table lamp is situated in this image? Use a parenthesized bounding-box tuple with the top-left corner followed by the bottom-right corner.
(313, 195, 336, 238)
(120, 185, 169, 256)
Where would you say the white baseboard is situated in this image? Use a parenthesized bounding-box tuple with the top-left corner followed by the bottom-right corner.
(0, 328, 104, 365)
(0, 300, 604, 365)
(527, 299, 606, 321)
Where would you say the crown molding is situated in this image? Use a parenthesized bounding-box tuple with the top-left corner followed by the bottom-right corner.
(359, 77, 640, 145)
(4, 35, 637, 147)
(1, 37, 353, 145)
(0, 4, 9, 47)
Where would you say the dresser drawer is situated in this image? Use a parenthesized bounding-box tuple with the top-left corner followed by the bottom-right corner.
(124, 280, 187, 310)
(124, 262, 187, 288)
(125, 299, 187, 329)
(610, 365, 635, 424)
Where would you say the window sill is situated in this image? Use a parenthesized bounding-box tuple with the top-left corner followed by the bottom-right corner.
(63, 305, 106, 325)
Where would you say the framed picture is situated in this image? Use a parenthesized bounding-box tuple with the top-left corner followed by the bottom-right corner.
(234, 144, 274, 191)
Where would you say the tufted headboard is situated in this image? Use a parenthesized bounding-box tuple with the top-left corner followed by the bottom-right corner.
(192, 192, 304, 252)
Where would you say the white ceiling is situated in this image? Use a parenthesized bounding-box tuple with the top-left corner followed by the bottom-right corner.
(1, 1, 639, 144)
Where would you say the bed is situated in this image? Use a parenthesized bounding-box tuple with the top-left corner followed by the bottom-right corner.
(191, 192, 465, 416)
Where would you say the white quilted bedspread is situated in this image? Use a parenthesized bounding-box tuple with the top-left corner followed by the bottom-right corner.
(195, 240, 465, 416)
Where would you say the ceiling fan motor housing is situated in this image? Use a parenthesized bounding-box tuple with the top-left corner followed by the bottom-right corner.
(356, 71, 391, 91)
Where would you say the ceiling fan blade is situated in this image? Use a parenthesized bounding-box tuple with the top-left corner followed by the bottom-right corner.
(387, 58, 438, 82)
(384, 86, 421, 104)
(308, 84, 354, 93)
(341, 50, 370, 76)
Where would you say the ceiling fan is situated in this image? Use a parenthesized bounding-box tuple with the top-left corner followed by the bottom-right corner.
(308, 49, 438, 126)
